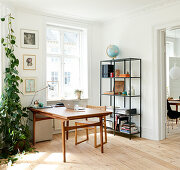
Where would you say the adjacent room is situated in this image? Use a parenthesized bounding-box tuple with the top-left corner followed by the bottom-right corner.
(0, 0, 180, 169)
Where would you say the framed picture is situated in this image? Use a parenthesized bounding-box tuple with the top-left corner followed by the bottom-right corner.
(47, 81, 59, 99)
(23, 77, 36, 95)
(21, 29, 39, 49)
(114, 81, 124, 94)
(23, 54, 36, 70)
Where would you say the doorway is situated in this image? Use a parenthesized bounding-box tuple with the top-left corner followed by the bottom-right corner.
(166, 28, 180, 138)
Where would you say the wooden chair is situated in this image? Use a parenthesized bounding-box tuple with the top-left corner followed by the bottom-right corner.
(75, 105, 107, 148)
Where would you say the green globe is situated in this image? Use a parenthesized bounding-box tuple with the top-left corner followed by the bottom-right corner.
(106, 45, 120, 59)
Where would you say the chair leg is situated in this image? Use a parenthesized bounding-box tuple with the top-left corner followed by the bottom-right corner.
(75, 122, 77, 145)
(86, 128, 89, 141)
(94, 126, 97, 148)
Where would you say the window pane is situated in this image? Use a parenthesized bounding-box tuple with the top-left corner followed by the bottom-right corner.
(47, 57, 61, 99)
(47, 57, 61, 81)
(47, 28, 61, 54)
(64, 31, 80, 56)
(63, 57, 80, 99)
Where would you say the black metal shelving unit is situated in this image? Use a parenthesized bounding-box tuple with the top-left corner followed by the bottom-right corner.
(100, 58, 141, 140)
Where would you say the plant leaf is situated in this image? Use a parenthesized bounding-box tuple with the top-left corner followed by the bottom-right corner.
(1, 38, 4, 43)
(1, 18, 5, 21)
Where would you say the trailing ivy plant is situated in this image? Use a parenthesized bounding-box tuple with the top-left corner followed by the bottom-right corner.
(0, 14, 33, 164)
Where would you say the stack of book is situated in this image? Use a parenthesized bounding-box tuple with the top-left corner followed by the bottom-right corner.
(116, 108, 137, 115)
(120, 122, 138, 134)
(106, 107, 137, 115)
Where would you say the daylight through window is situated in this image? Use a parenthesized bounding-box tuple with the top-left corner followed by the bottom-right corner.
(46, 25, 88, 100)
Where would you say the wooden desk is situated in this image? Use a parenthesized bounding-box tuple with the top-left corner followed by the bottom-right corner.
(29, 107, 112, 162)
(168, 99, 180, 124)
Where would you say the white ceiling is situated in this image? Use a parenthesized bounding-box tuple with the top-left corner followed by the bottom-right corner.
(2, 0, 177, 21)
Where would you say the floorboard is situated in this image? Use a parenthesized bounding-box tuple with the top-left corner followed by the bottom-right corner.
(1, 129, 180, 170)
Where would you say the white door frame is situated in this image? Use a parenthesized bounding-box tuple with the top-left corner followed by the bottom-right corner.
(153, 22, 180, 140)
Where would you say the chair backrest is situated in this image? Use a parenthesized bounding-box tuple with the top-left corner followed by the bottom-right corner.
(167, 100, 172, 111)
(86, 105, 106, 111)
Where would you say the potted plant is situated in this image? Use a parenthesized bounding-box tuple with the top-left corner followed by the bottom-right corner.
(0, 14, 33, 164)
(74, 89, 83, 100)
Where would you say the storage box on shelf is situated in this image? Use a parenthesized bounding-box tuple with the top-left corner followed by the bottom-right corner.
(100, 58, 141, 139)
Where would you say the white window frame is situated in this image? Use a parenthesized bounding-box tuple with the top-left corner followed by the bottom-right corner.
(46, 24, 88, 100)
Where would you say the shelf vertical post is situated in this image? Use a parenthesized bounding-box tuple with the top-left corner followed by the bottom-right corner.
(113, 59, 116, 136)
(124, 60, 126, 108)
(100, 61, 102, 106)
(110, 60, 112, 106)
(129, 59, 132, 140)
(140, 59, 142, 138)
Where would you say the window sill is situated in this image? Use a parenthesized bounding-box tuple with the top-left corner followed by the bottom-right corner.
(46, 98, 89, 102)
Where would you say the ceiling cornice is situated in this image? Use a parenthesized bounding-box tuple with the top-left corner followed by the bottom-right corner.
(2, 0, 180, 23)
(104, 0, 180, 23)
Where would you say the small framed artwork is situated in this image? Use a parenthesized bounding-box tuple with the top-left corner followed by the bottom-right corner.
(23, 54, 36, 70)
(23, 77, 36, 95)
(114, 81, 124, 94)
(21, 29, 39, 49)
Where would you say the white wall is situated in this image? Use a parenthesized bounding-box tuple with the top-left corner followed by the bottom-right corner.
(101, 3, 180, 140)
(6, 2, 180, 140)
(15, 11, 45, 107)
(14, 10, 102, 107)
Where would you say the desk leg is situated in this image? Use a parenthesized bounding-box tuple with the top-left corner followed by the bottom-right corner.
(100, 117, 103, 153)
(61, 120, 66, 162)
(33, 112, 36, 145)
(66, 121, 69, 140)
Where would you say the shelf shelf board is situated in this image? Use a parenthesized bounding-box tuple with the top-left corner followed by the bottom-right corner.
(101, 58, 141, 63)
(106, 128, 140, 135)
(114, 113, 140, 116)
(118, 131, 140, 135)
(102, 94, 141, 97)
(102, 77, 140, 79)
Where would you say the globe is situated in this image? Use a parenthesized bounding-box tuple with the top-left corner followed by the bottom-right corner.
(106, 45, 120, 59)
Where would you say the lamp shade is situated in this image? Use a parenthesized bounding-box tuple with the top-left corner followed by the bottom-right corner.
(169, 63, 180, 80)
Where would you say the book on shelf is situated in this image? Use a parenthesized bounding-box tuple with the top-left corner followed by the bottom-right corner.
(115, 115, 129, 131)
(103, 91, 115, 95)
(120, 122, 139, 134)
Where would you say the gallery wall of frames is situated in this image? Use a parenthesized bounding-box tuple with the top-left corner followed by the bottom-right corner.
(20, 29, 38, 95)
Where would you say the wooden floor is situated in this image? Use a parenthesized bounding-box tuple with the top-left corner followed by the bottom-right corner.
(1, 129, 180, 170)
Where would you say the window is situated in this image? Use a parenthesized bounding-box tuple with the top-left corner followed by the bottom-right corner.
(46, 25, 88, 100)
(166, 41, 174, 57)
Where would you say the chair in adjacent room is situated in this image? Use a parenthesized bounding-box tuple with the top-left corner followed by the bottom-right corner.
(167, 100, 180, 131)
(75, 105, 107, 148)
